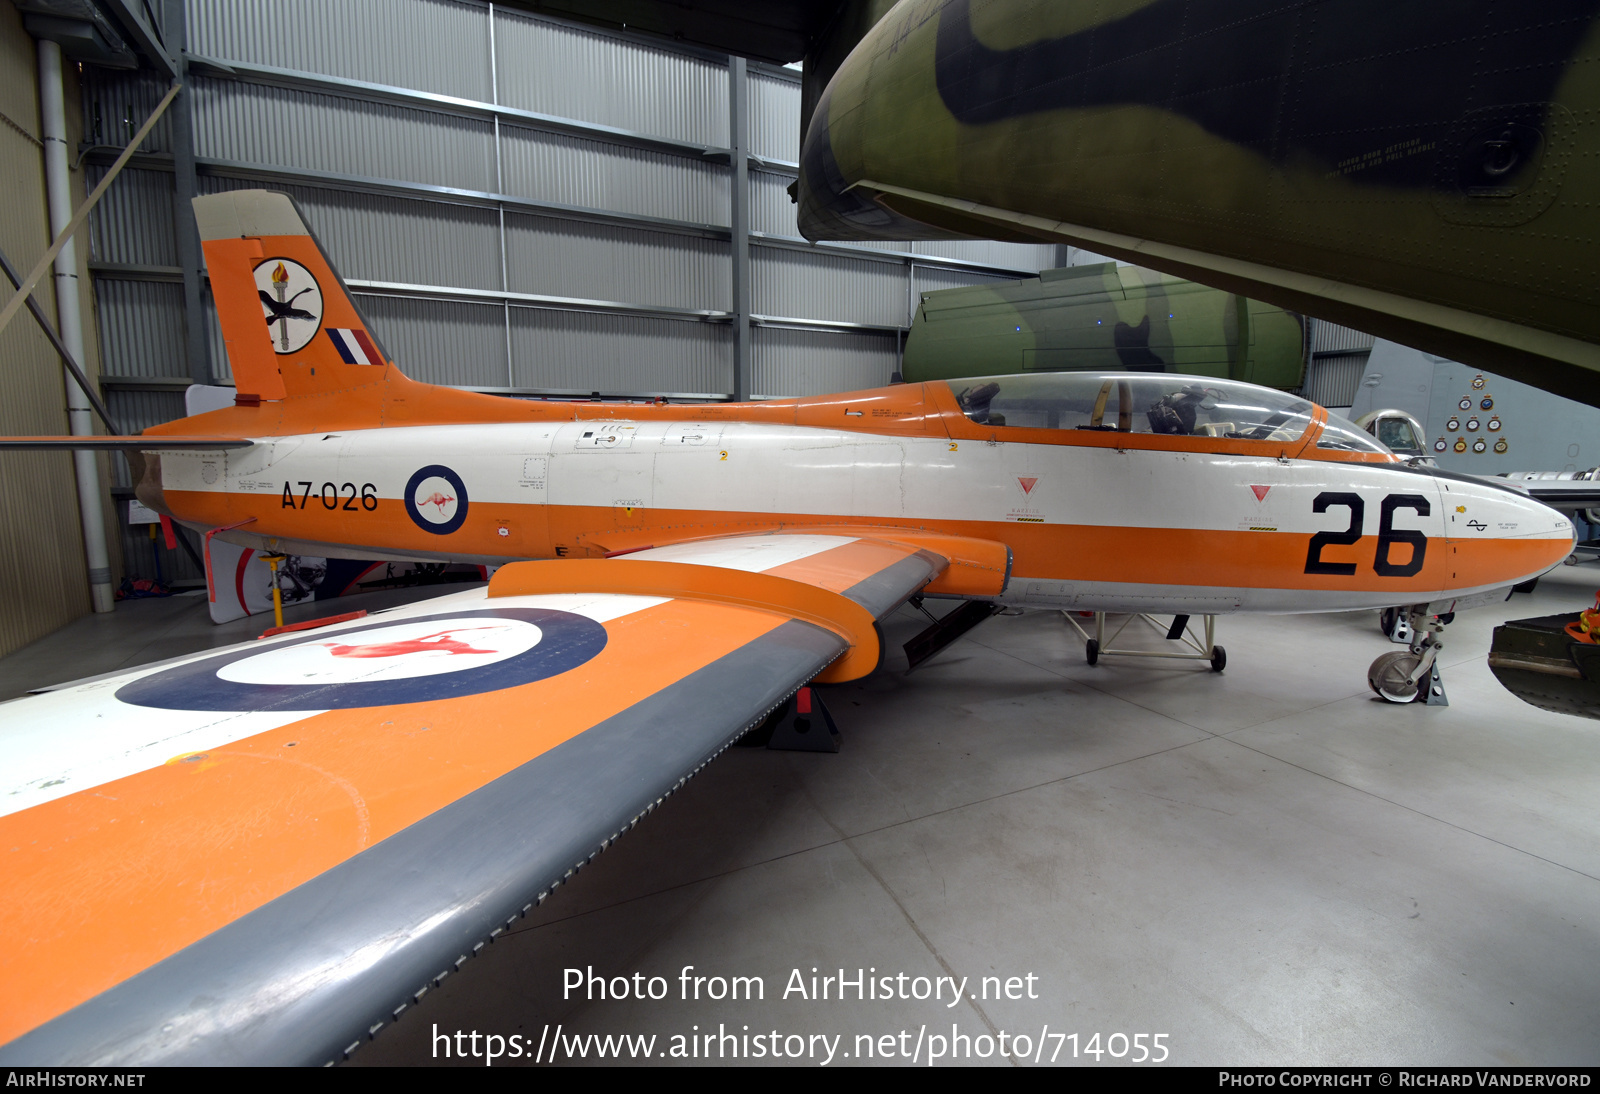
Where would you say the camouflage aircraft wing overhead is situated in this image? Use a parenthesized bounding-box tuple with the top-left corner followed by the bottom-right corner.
(902, 261, 1306, 390)
(796, 0, 1600, 408)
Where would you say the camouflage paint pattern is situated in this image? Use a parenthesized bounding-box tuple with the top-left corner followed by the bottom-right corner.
(796, 0, 1600, 408)
(904, 262, 1306, 389)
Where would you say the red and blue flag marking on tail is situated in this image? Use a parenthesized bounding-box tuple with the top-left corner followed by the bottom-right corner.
(326, 327, 382, 365)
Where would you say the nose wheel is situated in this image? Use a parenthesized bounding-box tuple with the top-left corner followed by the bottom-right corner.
(1368, 607, 1449, 705)
(1369, 651, 1425, 702)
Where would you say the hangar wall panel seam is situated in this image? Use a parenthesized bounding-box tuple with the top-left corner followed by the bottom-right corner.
(492, 6, 729, 146)
(195, 174, 505, 292)
(497, 122, 731, 227)
(187, 0, 493, 102)
(747, 69, 800, 164)
(509, 308, 730, 395)
(191, 78, 498, 194)
(751, 326, 898, 399)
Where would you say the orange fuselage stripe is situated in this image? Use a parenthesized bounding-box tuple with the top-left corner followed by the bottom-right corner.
(165, 494, 1569, 596)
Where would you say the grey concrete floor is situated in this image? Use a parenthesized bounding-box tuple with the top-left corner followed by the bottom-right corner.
(6, 568, 1600, 1066)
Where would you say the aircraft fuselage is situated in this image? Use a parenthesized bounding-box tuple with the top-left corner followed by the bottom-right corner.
(143, 376, 1574, 616)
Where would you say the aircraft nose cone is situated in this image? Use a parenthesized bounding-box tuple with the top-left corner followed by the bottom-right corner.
(1504, 490, 1577, 577)
(1438, 473, 1576, 593)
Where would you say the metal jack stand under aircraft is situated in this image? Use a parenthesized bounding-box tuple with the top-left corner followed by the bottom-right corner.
(1062, 611, 1227, 673)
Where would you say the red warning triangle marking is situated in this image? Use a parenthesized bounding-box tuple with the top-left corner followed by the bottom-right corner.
(1018, 477, 1039, 495)
(1250, 484, 1271, 501)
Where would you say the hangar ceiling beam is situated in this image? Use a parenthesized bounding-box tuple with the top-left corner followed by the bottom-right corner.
(729, 54, 751, 402)
(94, 0, 177, 77)
(163, 0, 211, 388)
(181, 55, 789, 172)
(87, 153, 1043, 279)
(496, 1, 820, 66)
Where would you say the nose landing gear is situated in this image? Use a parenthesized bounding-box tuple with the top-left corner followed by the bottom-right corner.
(1368, 607, 1449, 705)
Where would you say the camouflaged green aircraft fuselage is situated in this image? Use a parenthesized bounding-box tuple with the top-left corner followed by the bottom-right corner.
(796, 0, 1600, 408)
(904, 262, 1306, 388)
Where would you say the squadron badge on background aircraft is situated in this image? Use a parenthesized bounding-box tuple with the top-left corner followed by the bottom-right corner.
(254, 258, 323, 353)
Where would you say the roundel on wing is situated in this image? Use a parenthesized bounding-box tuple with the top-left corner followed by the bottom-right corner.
(253, 258, 323, 354)
(405, 464, 468, 534)
(113, 608, 607, 711)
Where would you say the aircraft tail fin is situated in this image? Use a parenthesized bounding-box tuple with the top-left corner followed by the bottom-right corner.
(195, 190, 399, 405)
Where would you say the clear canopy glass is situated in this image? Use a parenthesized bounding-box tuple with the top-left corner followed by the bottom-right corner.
(945, 373, 1317, 442)
(1368, 415, 1424, 455)
(1317, 413, 1395, 456)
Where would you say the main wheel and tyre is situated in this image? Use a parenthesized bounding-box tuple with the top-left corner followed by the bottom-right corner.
(1379, 606, 1399, 637)
(1085, 639, 1099, 665)
(1368, 651, 1423, 703)
(1210, 646, 1227, 672)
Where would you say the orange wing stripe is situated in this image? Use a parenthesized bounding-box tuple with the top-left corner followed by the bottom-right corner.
(761, 537, 932, 595)
(486, 559, 878, 682)
(0, 598, 788, 1046)
(794, 527, 1010, 598)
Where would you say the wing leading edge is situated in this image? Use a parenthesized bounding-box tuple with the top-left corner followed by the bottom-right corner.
(0, 531, 991, 1064)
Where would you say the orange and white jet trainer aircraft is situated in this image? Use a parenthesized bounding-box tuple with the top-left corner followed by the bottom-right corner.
(0, 191, 1575, 1065)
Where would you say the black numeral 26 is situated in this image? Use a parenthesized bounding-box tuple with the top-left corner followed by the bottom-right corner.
(1304, 492, 1429, 577)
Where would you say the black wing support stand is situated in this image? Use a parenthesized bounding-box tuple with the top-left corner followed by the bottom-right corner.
(738, 686, 843, 752)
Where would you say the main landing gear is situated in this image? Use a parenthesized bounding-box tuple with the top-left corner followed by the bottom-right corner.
(1368, 606, 1451, 705)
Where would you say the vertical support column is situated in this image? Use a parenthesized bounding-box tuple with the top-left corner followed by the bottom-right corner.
(165, 0, 211, 388)
(728, 55, 751, 402)
(39, 40, 114, 612)
(899, 258, 914, 380)
(490, 4, 513, 388)
(1302, 316, 1317, 399)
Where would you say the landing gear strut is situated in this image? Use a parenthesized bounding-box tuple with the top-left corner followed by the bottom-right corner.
(1368, 606, 1449, 705)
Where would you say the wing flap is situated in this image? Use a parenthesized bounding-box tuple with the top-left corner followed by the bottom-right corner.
(0, 588, 844, 1063)
(486, 555, 885, 681)
(585, 526, 1011, 601)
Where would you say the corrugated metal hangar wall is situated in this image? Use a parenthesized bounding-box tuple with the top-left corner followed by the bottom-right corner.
(87, 0, 1059, 401)
(81, 0, 1058, 589)
(4, 0, 1379, 649)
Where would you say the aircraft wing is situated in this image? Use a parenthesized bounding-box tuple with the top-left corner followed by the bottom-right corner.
(0, 532, 965, 1065)
(1501, 479, 1600, 512)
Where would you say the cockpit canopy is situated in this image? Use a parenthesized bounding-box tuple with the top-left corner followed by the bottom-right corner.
(944, 373, 1391, 456)
(1354, 409, 1427, 456)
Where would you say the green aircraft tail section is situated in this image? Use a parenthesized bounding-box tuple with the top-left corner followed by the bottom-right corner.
(904, 263, 1306, 391)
